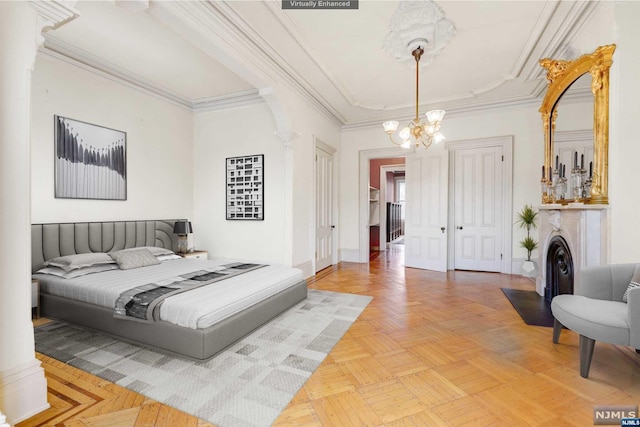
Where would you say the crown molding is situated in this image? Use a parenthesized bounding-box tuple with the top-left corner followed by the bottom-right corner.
(30, 0, 79, 31)
(40, 36, 266, 113)
(33, 0, 601, 130)
(523, 1, 600, 82)
(554, 129, 592, 143)
(510, 1, 559, 78)
(41, 36, 193, 109)
(342, 94, 542, 131)
(152, 1, 345, 127)
(192, 90, 263, 113)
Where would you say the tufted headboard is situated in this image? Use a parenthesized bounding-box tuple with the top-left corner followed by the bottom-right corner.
(31, 219, 182, 273)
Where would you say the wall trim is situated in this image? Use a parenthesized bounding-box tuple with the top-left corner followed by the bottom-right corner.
(554, 128, 592, 143)
(339, 248, 360, 263)
(0, 359, 49, 424)
(39, 42, 267, 114)
(293, 260, 314, 279)
(192, 90, 263, 112)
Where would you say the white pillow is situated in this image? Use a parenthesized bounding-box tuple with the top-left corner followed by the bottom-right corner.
(109, 248, 160, 270)
(37, 263, 119, 279)
(112, 246, 175, 256)
(156, 254, 182, 261)
(44, 252, 115, 272)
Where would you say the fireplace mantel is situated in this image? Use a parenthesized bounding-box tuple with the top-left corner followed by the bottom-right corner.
(536, 204, 610, 297)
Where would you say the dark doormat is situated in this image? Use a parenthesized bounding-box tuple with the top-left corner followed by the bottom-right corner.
(501, 288, 555, 327)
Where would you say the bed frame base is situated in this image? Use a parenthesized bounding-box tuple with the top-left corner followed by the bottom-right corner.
(41, 280, 308, 360)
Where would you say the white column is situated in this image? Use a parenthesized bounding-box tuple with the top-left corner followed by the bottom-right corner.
(0, 1, 77, 424)
(274, 130, 299, 267)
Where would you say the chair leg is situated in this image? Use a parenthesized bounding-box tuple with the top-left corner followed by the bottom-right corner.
(579, 335, 595, 378)
(553, 318, 563, 344)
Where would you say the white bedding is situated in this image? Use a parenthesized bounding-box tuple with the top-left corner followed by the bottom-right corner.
(33, 258, 304, 329)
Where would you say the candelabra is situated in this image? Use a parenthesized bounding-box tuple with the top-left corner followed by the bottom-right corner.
(571, 165, 584, 202)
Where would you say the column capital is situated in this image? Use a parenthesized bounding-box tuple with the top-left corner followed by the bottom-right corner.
(274, 130, 300, 149)
(30, 1, 79, 47)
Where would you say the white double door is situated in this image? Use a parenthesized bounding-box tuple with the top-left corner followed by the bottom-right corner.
(404, 144, 504, 273)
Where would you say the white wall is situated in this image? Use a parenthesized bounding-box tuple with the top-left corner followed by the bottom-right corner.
(277, 86, 342, 271)
(193, 103, 286, 264)
(193, 87, 342, 274)
(340, 101, 593, 264)
(610, 1, 640, 263)
(31, 54, 194, 223)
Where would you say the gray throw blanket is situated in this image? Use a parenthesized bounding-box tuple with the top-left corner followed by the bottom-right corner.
(114, 262, 266, 322)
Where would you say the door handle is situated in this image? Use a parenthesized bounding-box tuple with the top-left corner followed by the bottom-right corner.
(456, 226, 463, 230)
(331, 225, 335, 230)
(440, 227, 445, 234)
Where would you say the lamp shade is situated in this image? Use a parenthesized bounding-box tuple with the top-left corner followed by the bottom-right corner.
(426, 109, 445, 124)
(382, 120, 399, 133)
(173, 220, 192, 234)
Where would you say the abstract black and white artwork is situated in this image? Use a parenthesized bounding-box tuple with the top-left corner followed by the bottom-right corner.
(226, 154, 263, 220)
(54, 115, 126, 200)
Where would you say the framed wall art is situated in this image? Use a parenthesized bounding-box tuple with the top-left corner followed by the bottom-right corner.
(54, 115, 127, 200)
(226, 154, 264, 220)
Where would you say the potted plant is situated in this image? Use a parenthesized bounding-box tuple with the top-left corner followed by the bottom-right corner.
(516, 204, 539, 277)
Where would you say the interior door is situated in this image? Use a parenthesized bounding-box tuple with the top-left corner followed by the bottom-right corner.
(453, 145, 503, 272)
(404, 148, 448, 271)
(315, 146, 334, 272)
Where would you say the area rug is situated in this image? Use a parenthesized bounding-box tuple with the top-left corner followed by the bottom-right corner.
(34, 289, 372, 427)
(501, 288, 554, 327)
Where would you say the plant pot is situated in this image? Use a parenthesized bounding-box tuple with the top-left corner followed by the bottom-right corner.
(521, 260, 538, 277)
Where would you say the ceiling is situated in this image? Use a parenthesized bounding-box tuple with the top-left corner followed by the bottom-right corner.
(42, 0, 604, 127)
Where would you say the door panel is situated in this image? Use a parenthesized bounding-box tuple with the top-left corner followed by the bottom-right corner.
(315, 147, 333, 271)
(405, 149, 448, 272)
(454, 146, 503, 272)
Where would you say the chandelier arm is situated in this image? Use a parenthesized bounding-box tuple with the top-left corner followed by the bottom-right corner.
(419, 135, 433, 150)
(387, 134, 405, 146)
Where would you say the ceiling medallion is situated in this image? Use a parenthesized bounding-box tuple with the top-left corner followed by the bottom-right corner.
(382, 0, 455, 68)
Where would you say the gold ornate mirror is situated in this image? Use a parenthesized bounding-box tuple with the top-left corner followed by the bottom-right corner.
(539, 44, 615, 204)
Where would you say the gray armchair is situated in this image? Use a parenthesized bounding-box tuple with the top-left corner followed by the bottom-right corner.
(551, 263, 640, 378)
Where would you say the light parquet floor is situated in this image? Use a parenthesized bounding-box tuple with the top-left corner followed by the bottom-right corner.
(22, 246, 640, 426)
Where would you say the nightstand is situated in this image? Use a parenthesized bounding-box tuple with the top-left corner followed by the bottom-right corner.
(31, 279, 40, 319)
(179, 250, 208, 260)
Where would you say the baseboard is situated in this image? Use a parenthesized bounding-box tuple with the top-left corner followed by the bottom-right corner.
(294, 260, 314, 279)
(339, 249, 361, 263)
(0, 358, 49, 424)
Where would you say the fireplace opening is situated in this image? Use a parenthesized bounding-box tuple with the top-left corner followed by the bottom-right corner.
(545, 235, 574, 301)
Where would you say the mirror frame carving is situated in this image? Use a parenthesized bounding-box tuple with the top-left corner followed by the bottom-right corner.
(539, 44, 615, 204)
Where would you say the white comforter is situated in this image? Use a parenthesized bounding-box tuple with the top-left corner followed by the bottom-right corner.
(34, 258, 304, 329)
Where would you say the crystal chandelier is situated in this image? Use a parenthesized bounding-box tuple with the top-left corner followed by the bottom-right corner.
(382, 45, 445, 149)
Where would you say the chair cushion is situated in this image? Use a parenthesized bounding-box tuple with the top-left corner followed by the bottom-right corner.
(551, 295, 630, 346)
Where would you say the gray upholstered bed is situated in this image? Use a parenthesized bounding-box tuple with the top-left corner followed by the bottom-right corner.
(31, 220, 307, 360)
